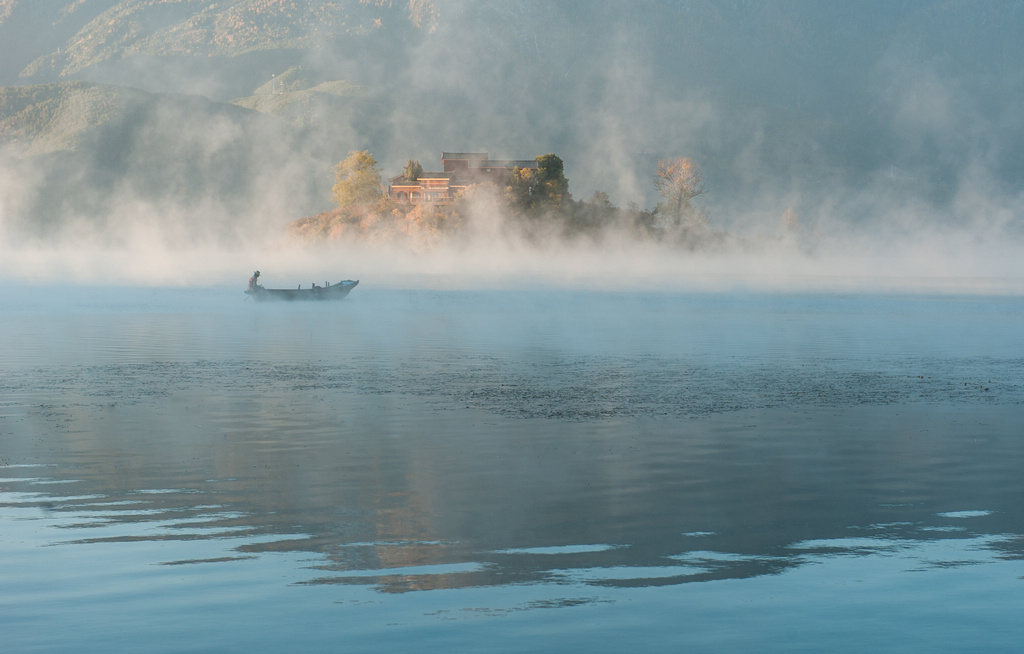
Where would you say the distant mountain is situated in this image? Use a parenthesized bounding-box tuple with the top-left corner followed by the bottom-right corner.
(0, 0, 436, 109)
(1, 0, 1022, 240)
(231, 66, 367, 128)
(0, 80, 337, 240)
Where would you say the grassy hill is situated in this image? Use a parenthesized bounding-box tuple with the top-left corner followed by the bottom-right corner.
(0, 82, 150, 155)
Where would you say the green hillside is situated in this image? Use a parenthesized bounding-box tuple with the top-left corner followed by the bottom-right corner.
(0, 81, 149, 155)
(231, 66, 364, 128)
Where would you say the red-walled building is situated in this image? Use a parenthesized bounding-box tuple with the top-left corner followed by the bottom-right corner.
(389, 152, 538, 205)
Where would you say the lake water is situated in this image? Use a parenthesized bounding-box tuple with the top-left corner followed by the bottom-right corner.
(2, 284, 1024, 652)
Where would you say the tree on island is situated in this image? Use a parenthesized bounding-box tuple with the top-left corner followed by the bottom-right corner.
(402, 159, 423, 183)
(653, 157, 708, 234)
(293, 149, 714, 248)
(534, 153, 571, 208)
(506, 153, 571, 213)
(332, 150, 384, 208)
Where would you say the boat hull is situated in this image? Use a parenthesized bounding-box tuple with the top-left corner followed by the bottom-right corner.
(245, 280, 358, 302)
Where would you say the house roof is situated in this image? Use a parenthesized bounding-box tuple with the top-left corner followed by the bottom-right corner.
(392, 153, 540, 189)
(442, 152, 489, 160)
(388, 171, 452, 184)
(469, 159, 537, 169)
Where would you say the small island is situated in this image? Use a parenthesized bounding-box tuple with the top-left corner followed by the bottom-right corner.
(289, 149, 743, 250)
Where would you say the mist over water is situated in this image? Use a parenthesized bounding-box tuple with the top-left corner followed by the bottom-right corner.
(3, 3, 1024, 651)
(3, 1, 1024, 289)
(2, 225, 1023, 295)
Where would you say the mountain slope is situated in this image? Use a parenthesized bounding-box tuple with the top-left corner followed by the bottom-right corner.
(1, 0, 1022, 241)
(0, 80, 337, 240)
(0, 81, 151, 155)
(8, 1, 429, 86)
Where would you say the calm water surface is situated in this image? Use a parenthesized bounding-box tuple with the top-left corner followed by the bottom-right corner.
(2, 285, 1024, 652)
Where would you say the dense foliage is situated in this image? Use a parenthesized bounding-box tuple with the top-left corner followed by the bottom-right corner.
(290, 151, 727, 249)
(331, 150, 384, 208)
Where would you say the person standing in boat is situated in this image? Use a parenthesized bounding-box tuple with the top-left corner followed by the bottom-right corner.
(248, 270, 261, 291)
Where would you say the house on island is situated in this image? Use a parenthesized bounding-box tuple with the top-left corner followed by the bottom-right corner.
(388, 152, 538, 205)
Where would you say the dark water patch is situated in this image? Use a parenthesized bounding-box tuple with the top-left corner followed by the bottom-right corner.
(3, 354, 1021, 426)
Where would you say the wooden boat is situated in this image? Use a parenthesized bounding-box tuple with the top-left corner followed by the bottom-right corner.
(245, 279, 359, 302)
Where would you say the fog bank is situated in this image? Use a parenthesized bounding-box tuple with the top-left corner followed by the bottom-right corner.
(2, 1, 1022, 294)
(3, 217, 1022, 294)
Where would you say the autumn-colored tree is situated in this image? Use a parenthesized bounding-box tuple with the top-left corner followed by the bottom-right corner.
(654, 157, 708, 231)
(780, 206, 800, 233)
(332, 150, 384, 208)
(505, 166, 535, 209)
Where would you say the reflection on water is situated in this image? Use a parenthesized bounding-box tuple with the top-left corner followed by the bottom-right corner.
(2, 287, 1024, 652)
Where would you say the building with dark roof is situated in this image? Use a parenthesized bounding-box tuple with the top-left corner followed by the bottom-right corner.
(389, 152, 539, 205)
